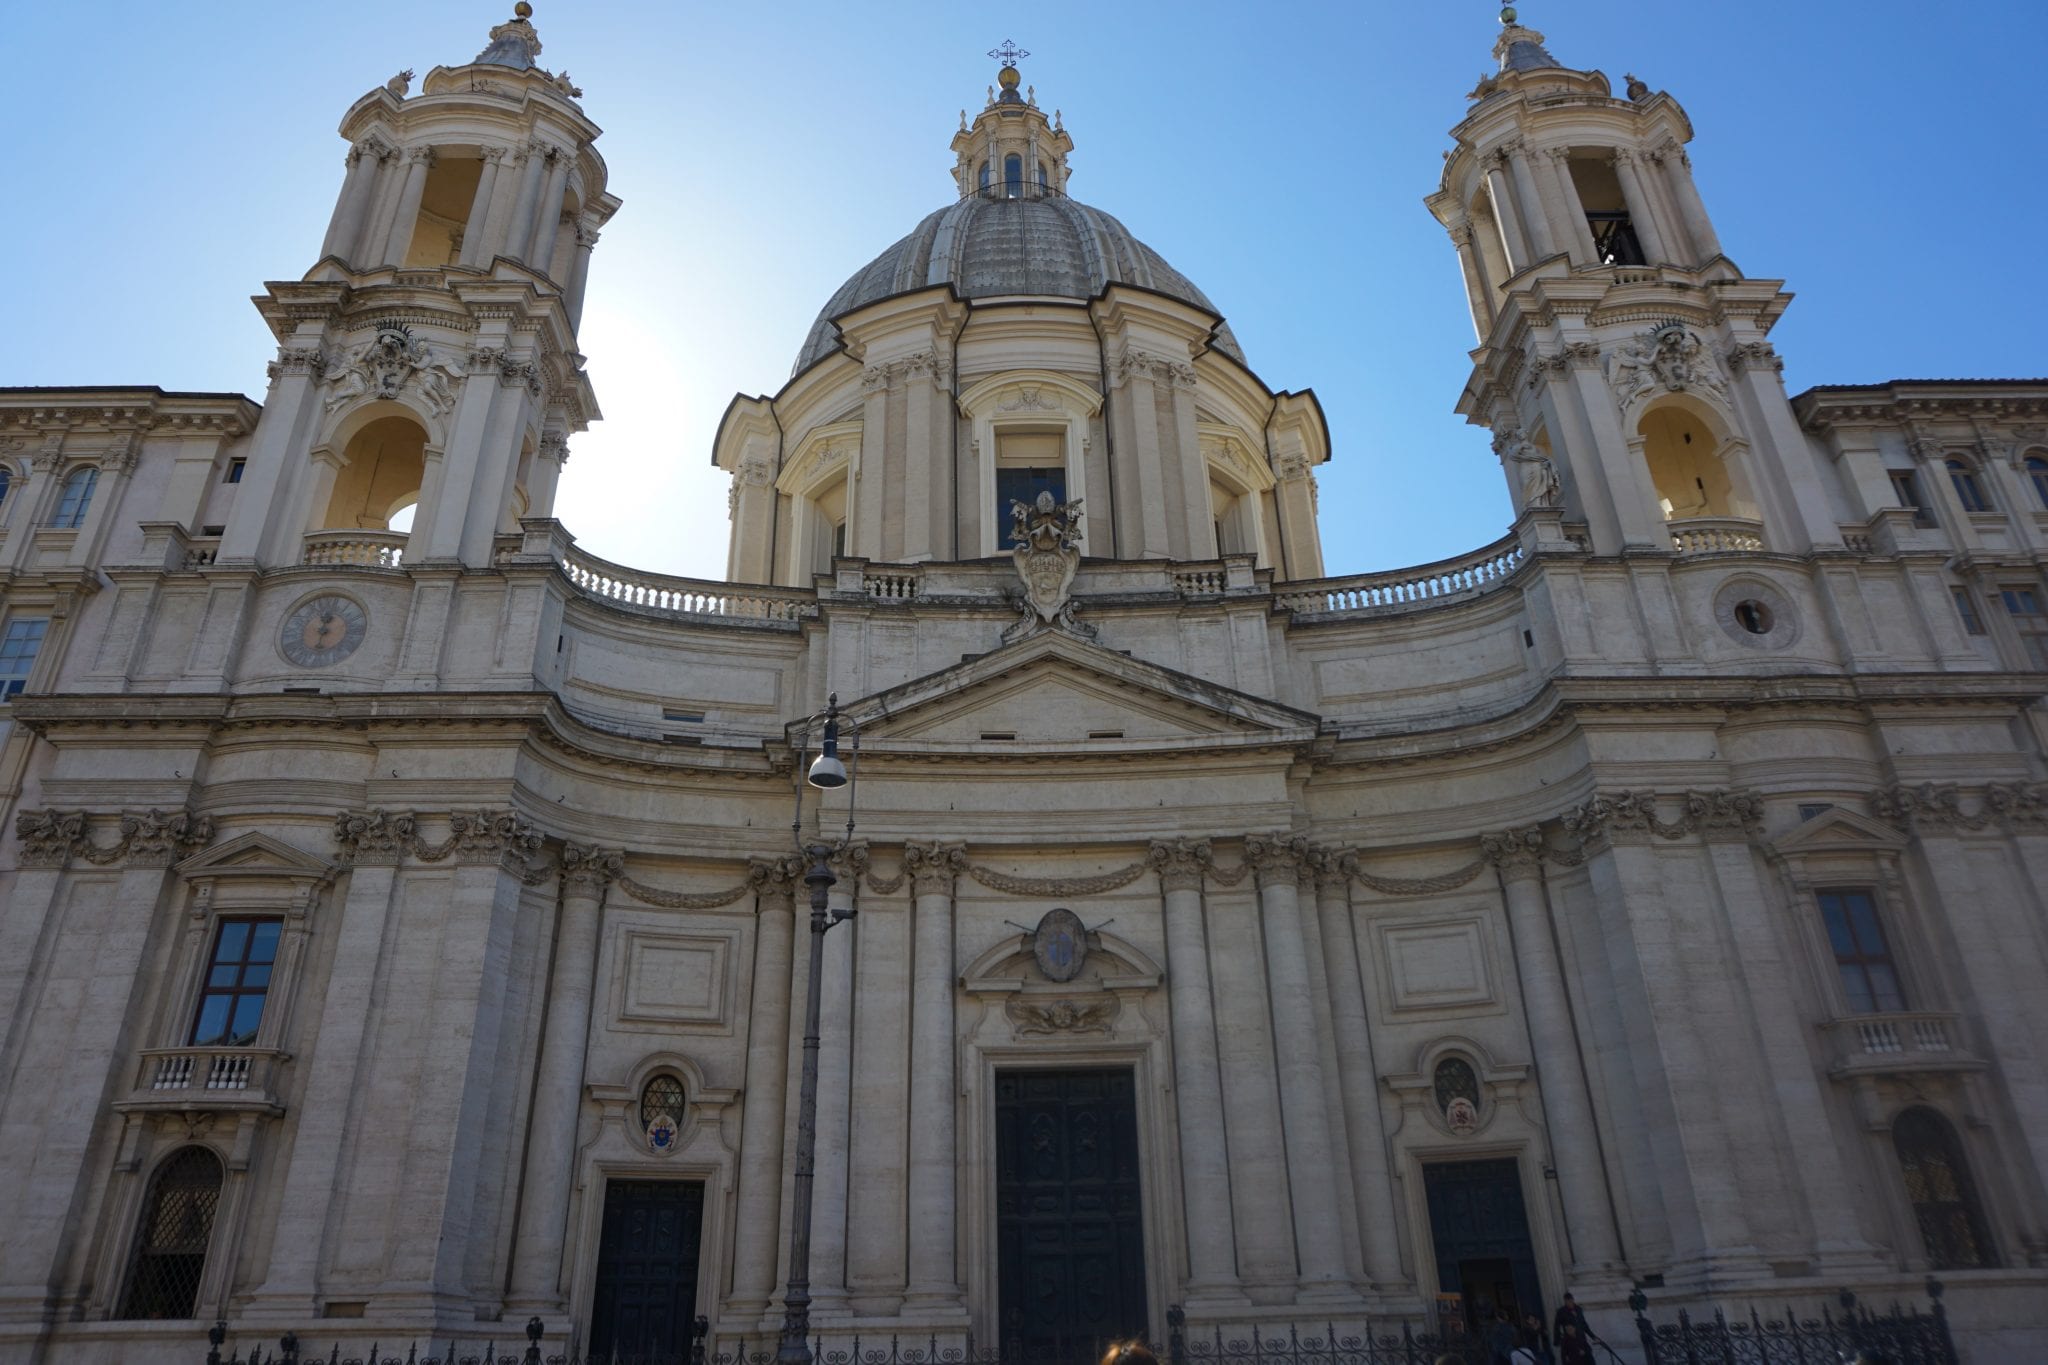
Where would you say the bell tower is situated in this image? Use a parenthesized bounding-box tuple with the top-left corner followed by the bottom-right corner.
(219, 3, 620, 571)
(1428, 7, 1842, 556)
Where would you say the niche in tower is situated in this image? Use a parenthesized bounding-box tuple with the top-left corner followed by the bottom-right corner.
(403, 152, 484, 268)
(317, 413, 427, 532)
(1566, 155, 1645, 266)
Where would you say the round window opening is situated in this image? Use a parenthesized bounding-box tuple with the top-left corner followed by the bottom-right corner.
(1732, 599, 1774, 635)
(641, 1075, 685, 1153)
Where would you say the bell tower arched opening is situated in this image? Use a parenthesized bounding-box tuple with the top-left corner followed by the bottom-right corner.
(1637, 399, 1754, 523)
(402, 152, 484, 267)
(316, 414, 428, 531)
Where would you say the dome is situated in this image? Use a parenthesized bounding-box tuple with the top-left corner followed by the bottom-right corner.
(794, 193, 1245, 374)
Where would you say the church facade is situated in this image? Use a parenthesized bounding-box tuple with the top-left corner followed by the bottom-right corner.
(2, 7, 2046, 1363)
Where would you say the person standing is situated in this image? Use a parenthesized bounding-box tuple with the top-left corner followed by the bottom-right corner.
(1555, 1321, 1594, 1365)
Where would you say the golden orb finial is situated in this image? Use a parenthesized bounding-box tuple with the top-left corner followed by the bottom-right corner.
(997, 65, 1021, 90)
(515, 2, 533, 17)
(1499, 5, 1517, 23)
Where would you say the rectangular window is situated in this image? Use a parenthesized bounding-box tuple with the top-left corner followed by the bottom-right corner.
(2000, 584, 2048, 669)
(1817, 887, 1905, 1014)
(0, 616, 49, 699)
(189, 918, 282, 1047)
(1951, 587, 1985, 636)
(1889, 469, 1936, 527)
(224, 458, 246, 484)
(996, 466, 1067, 549)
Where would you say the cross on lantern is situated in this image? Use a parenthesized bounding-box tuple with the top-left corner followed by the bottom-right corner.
(988, 39, 1030, 69)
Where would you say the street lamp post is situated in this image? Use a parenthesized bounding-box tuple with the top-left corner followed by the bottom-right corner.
(776, 693, 859, 1365)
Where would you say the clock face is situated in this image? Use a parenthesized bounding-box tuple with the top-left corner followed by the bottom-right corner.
(279, 594, 368, 668)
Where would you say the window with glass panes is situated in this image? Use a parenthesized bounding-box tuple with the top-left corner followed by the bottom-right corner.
(1945, 458, 1991, 512)
(1999, 584, 2048, 669)
(1951, 587, 1984, 635)
(51, 466, 98, 529)
(0, 616, 49, 699)
(190, 919, 282, 1047)
(2026, 456, 2048, 510)
(1817, 887, 1904, 1013)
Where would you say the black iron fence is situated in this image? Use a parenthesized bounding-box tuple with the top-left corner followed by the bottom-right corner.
(1631, 1279, 1958, 1365)
(201, 1281, 1960, 1365)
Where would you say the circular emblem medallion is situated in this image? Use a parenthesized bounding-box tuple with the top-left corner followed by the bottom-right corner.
(279, 594, 368, 668)
(1032, 907, 1088, 983)
(647, 1113, 679, 1154)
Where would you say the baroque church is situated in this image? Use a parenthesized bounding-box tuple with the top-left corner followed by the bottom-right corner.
(2, 5, 2046, 1362)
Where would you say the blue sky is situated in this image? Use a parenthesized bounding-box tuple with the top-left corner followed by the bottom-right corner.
(5, 2, 2043, 580)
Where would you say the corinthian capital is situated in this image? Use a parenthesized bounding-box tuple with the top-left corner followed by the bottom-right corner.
(334, 808, 418, 865)
(1479, 825, 1546, 878)
(1147, 837, 1212, 892)
(1243, 833, 1309, 886)
(904, 841, 968, 895)
(119, 808, 216, 867)
(14, 809, 86, 868)
(560, 842, 625, 892)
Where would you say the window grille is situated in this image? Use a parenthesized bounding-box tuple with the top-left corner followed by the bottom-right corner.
(1432, 1057, 1481, 1115)
(119, 1147, 223, 1319)
(1893, 1107, 1996, 1269)
(640, 1075, 686, 1132)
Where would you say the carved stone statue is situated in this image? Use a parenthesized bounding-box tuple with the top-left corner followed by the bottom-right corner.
(549, 69, 583, 98)
(325, 323, 466, 417)
(1625, 72, 1650, 100)
(385, 69, 413, 99)
(1497, 429, 1562, 508)
(1003, 491, 1095, 643)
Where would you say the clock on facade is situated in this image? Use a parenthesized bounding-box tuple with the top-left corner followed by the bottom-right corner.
(279, 594, 368, 668)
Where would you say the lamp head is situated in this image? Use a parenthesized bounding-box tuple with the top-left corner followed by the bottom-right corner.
(806, 695, 850, 788)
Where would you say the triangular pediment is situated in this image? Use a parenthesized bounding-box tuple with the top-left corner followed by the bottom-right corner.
(176, 830, 336, 882)
(842, 630, 1320, 753)
(1769, 806, 1907, 857)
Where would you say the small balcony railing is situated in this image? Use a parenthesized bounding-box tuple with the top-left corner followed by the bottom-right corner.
(1822, 1012, 1978, 1079)
(118, 1046, 290, 1114)
(1668, 516, 1765, 554)
(302, 529, 408, 568)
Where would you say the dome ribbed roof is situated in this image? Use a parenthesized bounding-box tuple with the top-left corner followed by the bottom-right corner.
(794, 194, 1243, 374)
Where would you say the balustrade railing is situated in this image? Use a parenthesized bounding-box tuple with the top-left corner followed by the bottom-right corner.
(1174, 567, 1227, 596)
(1667, 516, 1765, 554)
(301, 530, 408, 568)
(557, 543, 812, 623)
(864, 569, 920, 601)
(1277, 533, 1524, 617)
(138, 1047, 287, 1098)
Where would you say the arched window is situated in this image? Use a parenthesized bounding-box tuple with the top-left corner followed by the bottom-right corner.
(1004, 153, 1023, 198)
(1433, 1056, 1483, 1133)
(640, 1074, 686, 1152)
(2025, 455, 2048, 510)
(1892, 1108, 1995, 1270)
(977, 161, 990, 195)
(0, 466, 11, 511)
(1946, 458, 1991, 513)
(1037, 161, 1049, 191)
(120, 1147, 223, 1319)
(52, 466, 98, 529)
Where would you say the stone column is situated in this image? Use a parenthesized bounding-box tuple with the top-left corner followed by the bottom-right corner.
(1295, 857, 1366, 1286)
(1545, 147, 1601, 265)
(1481, 827, 1623, 1274)
(1657, 143, 1723, 261)
(322, 140, 384, 263)
(1504, 140, 1559, 261)
(380, 147, 435, 267)
(1447, 221, 1494, 341)
(526, 150, 575, 276)
(902, 842, 967, 1316)
(1306, 850, 1404, 1290)
(1243, 834, 1351, 1302)
(526, 432, 569, 519)
(805, 853, 858, 1320)
(566, 223, 600, 330)
(457, 147, 506, 269)
(1146, 840, 1245, 1306)
(1610, 150, 1670, 265)
(509, 844, 623, 1305)
(728, 858, 800, 1319)
(245, 812, 410, 1315)
(1481, 152, 1530, 273)
(502, 140, 552, 263)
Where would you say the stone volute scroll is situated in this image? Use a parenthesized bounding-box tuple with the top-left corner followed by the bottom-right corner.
(1002, 491, 1097, 645)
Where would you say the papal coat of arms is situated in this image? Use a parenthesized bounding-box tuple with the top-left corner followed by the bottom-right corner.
(1003, 490, 1096, 643)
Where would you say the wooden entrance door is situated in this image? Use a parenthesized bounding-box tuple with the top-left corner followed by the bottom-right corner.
(588, 1179, 705, 1360)
(1422, 1159, 1543, 1338)
(995, 1068, 1149, 1365)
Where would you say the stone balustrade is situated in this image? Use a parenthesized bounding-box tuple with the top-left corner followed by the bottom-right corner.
(1667, 516, 1765, 554)
(864, 568, 920, 601)
(558, 541, 812, 624)
(301, 529, 409, 568)
(1822, 1011, 1974, 1078)
(123, 1046, 290, 1114)
(1276, 533, 1524, 617)
(1173, 567, 1227, 596)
